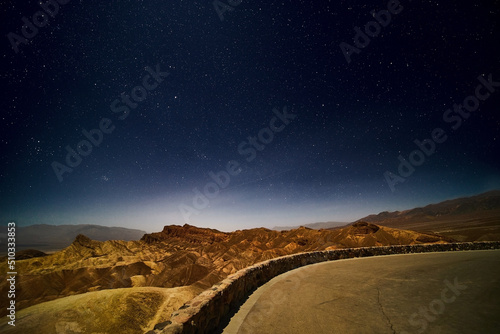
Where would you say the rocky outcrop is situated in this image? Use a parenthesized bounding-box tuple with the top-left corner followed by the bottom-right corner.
(142, 224, 229, 245)
(350, 221, 380, 234)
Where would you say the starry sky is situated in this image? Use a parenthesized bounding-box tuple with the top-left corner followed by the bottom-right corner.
(1, 0, 499, 233)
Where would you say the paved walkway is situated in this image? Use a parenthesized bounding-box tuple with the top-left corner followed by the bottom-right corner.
(222, 250, 500, 334)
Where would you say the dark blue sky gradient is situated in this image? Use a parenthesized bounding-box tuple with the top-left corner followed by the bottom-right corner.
(1, 1, 499, 232)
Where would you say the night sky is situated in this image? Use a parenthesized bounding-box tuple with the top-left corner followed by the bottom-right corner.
(1, 0, 499, 232)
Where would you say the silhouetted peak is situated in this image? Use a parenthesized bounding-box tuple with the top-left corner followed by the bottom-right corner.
(74, 234, 93, 246)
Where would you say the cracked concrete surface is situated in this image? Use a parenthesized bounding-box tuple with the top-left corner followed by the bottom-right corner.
(377, 287, 396, 334)
(222, 250, 500, 334)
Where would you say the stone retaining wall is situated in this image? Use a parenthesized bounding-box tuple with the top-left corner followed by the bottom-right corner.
(154, 242, 500, 334)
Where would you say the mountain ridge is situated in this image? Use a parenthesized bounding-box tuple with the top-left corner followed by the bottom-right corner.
(270, 190, 500, 237)
(353, 190, 500, 241)
(358, 190, 500, 222)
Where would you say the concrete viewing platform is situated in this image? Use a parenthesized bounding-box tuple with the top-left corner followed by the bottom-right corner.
(222, 250, 500, 334)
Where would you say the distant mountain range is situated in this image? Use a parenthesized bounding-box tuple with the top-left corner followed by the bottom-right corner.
(272, 221, 347, 230)
(358, 190, 500, 223)
(273, 190, 500, 241)
(0, 224, 146, 253)
(354, 190, 500, 241)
